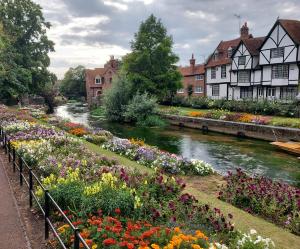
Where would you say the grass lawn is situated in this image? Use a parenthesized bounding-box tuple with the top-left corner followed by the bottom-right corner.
(83, 139, 300, 249)
(160, 105, 300, 129)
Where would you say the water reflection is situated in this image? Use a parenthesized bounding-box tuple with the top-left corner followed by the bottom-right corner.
(55, 102, 300, 183)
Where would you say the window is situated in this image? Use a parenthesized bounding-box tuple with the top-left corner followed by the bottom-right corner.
(95, 77, 101, 84)
(212, 85, 220, 96)
(240, 87, 252, 99)
(211, 67, 216, 79)
(228, 48, 233, 58)
(221, 65, 226, 78)
(272, 65, 288, 79)
(238, 56, 246, 65)
(177, 88, 184, 94)
(280, 87, 298, 100)
(267, 87, 276, 98)
(257, 87, 264, 97)
(213, 51, 219, 60)
(238, 71, 250, 83)
(271, 47, 284, 58)
(195, 85, 203, 93)
(195, 74, 204, 80)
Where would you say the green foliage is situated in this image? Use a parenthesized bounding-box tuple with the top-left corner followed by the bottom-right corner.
(122, 14, 182, 102)
(137, 114, 166, 127)
(124, 92, 158, 123)
(103, 73, 133, 122)
(187, 84, 193, 97)
(60, 65, 86, 98)
(0, 0, 54, 104)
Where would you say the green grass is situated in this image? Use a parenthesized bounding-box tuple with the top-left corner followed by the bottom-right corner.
(82, 139, 300, 249)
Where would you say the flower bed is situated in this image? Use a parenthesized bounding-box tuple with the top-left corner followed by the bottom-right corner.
(219, 169, 300, 235)
(0, 105, 275, 248)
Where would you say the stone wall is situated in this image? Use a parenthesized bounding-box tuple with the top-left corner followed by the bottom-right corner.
(162, 114, 300, 142)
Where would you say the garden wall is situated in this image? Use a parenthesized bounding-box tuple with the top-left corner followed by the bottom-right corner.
(162, 114, 300, 142)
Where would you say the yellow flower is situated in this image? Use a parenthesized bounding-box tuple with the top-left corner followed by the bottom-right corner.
(92, 245, 97, 249)
(151, 244, 160, 249)
(191, 244, 202, 249)
(174, 227, 181, 233)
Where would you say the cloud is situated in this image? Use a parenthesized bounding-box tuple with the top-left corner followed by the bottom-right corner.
(33, 0, 300, 78)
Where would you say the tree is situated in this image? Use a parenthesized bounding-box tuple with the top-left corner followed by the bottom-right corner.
(60, 65, 86, 99)
(0, 0, 54, 109)
(122, 14, 182, 102)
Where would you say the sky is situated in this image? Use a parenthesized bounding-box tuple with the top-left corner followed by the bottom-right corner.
(33, 0, 300, 79)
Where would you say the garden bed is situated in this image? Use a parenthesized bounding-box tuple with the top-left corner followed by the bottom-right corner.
(0, 105, 279, 249)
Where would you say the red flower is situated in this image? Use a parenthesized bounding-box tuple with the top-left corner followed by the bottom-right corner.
(103, 238, 117, 246)
(115, 208, 121, 215)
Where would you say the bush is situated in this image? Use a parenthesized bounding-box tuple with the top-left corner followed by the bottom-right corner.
(103, 74, 133, 122)
(137, 114, 166, 127)
(124, 92, 160, 124)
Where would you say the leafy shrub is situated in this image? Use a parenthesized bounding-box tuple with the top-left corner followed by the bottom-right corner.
(137, 114, 166, 127)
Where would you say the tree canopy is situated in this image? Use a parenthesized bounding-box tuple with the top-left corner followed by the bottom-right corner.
(0, 0, 54, 104)
(122, 14, 182, 102)
(60, 65, 86, 99)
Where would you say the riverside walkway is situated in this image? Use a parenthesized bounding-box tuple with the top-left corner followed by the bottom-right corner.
(0, 150, 30, 249)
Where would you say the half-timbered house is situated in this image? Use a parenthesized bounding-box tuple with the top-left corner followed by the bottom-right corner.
(259, 19, 300, 100)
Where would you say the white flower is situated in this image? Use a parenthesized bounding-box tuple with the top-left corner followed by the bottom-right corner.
(250, 229, 257, 235)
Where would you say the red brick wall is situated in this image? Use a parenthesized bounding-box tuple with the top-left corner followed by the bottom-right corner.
(177, 74, 205, 97)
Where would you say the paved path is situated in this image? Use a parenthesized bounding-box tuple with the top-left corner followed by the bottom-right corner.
(0, 151, 30, 249)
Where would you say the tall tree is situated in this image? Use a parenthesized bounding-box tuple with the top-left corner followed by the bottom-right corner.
(122, 14, 182, 102)
(60, 65, 86, 99)
(0, 0, 54, 107)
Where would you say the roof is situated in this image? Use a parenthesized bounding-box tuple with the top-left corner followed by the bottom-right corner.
(239, 37, 265, 56)
(179, 64, 205, 76)
(205, 37, 244, 67)
(278, 19, 300, 45)
(85, 68, 105, 77)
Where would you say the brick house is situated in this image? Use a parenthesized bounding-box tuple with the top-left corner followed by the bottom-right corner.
(85, 56, 120, 106)
(177, 54, 205, 97)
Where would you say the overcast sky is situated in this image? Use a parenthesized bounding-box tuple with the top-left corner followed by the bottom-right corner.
(33, 0, 300, 79)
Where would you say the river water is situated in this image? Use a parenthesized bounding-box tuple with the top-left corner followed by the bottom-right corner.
(55, 102, 300, 184)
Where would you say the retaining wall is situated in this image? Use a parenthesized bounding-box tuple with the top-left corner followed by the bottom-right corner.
(162, 114, 300, 142)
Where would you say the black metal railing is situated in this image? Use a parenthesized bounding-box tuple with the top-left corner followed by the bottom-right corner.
(0, 127, 90, 249)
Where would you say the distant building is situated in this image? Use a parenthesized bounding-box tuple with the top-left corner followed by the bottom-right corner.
(205, 22, 252, 100)
(177, 54, 205, 97)
(85, 56, 120, 106)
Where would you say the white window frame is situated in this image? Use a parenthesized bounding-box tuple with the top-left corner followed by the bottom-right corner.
(271, 47, 284, 58)
(95, 76, 102, 84)
(212, 85, 220, 96)
(238, 71, 250, 83)
(240, 87, 253, 99)
(280, 87, 297, 100)
(267, 87, 276, 98)
(257, 87, 264, 97)
(272, 64, 288, 79)
(211, 67, 216, 79)
(238, 56, 246, 65)
(195, 74, 204, 80)
(177, 88, 184, 94)
(221, 65, 226, 79)
(194, 85, 203, 93)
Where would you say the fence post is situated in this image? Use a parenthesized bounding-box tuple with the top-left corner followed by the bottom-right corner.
(44, 190, 50, 239)
(13, 147, 16, 172)
(8, 142, 11, 162)
(4, 135, 7, 152)
(74, 228, 80, 249)
(19, 157, 23, 186)
(29, 168, 33, 207)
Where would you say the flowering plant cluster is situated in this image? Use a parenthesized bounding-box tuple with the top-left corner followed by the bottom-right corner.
(0, 106, 276, 248)
(186, 110, 273, 126)
(102, 137, 214, 176)
(219, 169, 300, 235)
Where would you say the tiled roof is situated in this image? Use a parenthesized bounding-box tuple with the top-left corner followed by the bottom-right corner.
(279, 19, 300, 45)
(85, 68, 105, 77)
(205, 37, 244, 67)
(179, 64, 205, 76)
(242, 37, 265, 56)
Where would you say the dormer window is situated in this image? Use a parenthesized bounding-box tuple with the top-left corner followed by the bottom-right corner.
(95, 76, 101, 84)
(271, 47, 284, 58)
(228, 47, 233, 58)
(213, 51, 219, 60)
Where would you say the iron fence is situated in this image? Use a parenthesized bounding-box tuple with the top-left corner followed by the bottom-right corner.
(0, 127, 90, 249)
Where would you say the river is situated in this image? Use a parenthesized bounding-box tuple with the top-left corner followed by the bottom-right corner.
(55, 102, 300, 184)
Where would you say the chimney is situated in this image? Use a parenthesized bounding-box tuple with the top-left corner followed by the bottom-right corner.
(240, 22, 249, 39)
(190, 54, 195, 71)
